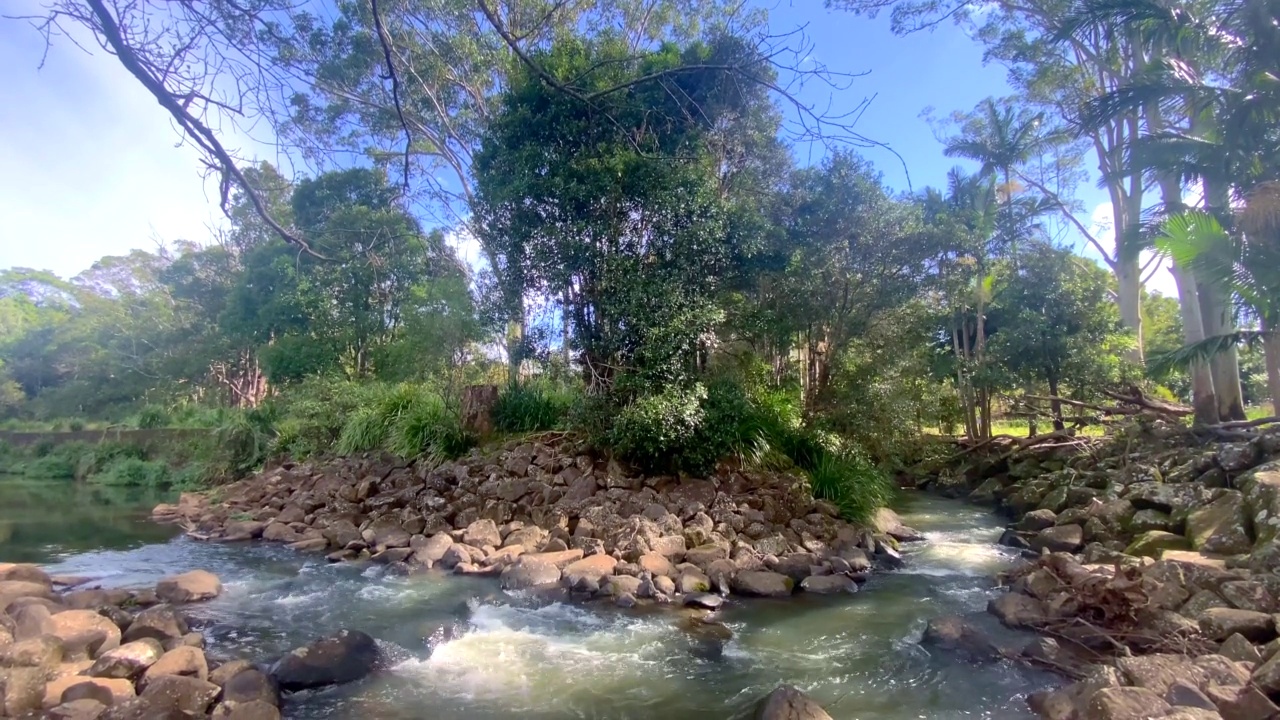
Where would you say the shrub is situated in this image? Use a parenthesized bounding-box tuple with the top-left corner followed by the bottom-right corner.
(492, 381, 577, 433)
(67, 419, 86, 432)
(25, 454, 76, 479)
(135, 405, 170, 429)
(386, 393, 473, 461)
(92, 457, 171, 487)
(608, 384, 707, 473)
(804, 445, 895, 524)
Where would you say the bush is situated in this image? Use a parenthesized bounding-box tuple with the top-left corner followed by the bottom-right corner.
(24, 453, 76, 479)
(92, 457, 171, 487)
(211, 407, 277, 477)
(804, 445, 895, 524)
(492, 381, 577, 433)
(386, 393, 474, 461)
(135, 405, 170, 429)
(608, 384, 708, 473)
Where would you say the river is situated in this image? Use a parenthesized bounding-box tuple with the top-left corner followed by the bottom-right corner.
(0, 478, 1055, 719)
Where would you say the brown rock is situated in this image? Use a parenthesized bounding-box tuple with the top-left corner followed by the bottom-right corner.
(413, 534, 454, 565)
(139, 674, 220, 715)
(520, 549, 584, 569)
(211, 700, 282, 719)
(637, 553, 674, 578)
(1, 667, 47, 716)
(462, 519, 501, 549)
(1205, 683, 1279, 720)
(731, 571, 794, 598)
(122, 605, 187, 644)
(88, 639, 165, 679)
(140, 646, 208, 688)
(1200, 608, 1276, 642)
(1219, 633, 1263, 664)
(0, 635, 63, 669)
(1030, 525, 1084, 553)
(221, 668, 278, 706)
(1084, 686, 1171, 719)
(799, 575, 856, 594)
(47, 698, 108, 720)
(155, 571, 222, 604)
(46, 676, 136, 709)
(752, 684, 832, 720)
(561, 555, 617, 589)
(209, 660, 254, 688)
(10, 603, 55, 641)
(51, 610, 122, 656)
(988, 593, 1047, 628)
(0, 564, 51, 586)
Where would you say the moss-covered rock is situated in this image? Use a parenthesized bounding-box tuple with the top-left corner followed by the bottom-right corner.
(1124, 531, 1191, 558)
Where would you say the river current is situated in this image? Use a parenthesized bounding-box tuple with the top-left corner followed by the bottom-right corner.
(0, 478, 1055, 719)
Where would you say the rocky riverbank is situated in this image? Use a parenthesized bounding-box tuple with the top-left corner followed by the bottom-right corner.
(915, 420, 1280, 720)
(153, 439, 920, 607)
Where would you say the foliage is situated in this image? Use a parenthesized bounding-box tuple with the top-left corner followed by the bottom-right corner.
(492, 381, 578, 434)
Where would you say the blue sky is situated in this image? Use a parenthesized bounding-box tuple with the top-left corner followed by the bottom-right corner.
(1, 0, 1162, 291)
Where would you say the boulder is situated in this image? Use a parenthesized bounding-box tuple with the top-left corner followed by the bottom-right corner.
(138, 674, 221, 715)
(10, 603, 55, 641)
(683, 593, 725, 611)
(988, 593, 1047, 628)
(921, 615, 999, 662)
(1083, 686, 1171, 719)
(1185, 491, 1252, 556)
(1129, 509, 1175, 534)
(46, 676, 135, 708)
(1205, 683, 1278, 720)
(1251, 649, 1280, 695)
(752, 684, 833, 720)
(51, 610, 122, 656)
(561, 555, 617, 589)
(520, 549, 584, 569)
(1199, 608, 1276, 642)
(412, 534, 454, 565)
(1, 667, 47, 716)
(799, 575, 856, 594)
(1125, 531, 1192, 558)
(88, 640, 165, 680)
(1239, 461, 1280, 548)
(0, 564, 51, 585)
(121, 605, 187, 644)
(140, 646, 208, 687)
(47, 699, 108, 720)
(462, 519, 501, 549)
(209, 660, 254, 688)
(221, 669, 279, 707)
(1030, 525, 1084, 553)
(499, 559, 561, 591)
(731, 571, 794, 598)
(211, 700, 282, 719)
(1016, 509, 1058, 532)
(604, 576, 642, 597)
(270, 629, 380, 692)
(155, 571, 222, 604)
(637, 553, 674, 578)
(1, 635, 63, 669)
(364, 517, 411, 549)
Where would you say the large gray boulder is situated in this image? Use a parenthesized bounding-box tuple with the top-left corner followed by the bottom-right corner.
(270, 630, 380, 692)
(1184, 490, 1252, 555)
(731, 571, 794, 598)
(499, 559, 561, 591)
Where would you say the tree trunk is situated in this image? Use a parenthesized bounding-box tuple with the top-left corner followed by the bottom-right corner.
(1198, 281, 1247, 421)
(1263, 316, 1280, 415)
(1171, 263, 1219, 425)
(1115, 254, 1143, 364)
(1047, 376, 1065, 431)
(953, 324, 976, 439)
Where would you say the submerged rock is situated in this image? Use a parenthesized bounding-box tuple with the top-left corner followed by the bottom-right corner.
(270, 630, 380, 692)
(752, 684, 833, 720)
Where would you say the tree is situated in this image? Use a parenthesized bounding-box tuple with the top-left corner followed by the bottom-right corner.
(989, 243, 1129, 429)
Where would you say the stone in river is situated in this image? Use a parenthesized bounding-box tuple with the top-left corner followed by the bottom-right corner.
(155, 571, 222, 604)
(269, 630, 380, 692)
(752, 684, 833, 720)
(731, 571, 794, 598)
(683, 593, 724, 611)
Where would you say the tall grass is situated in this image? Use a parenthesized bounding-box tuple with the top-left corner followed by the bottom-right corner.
(332, 383, 473, 462)
(492, 381, 578, 433)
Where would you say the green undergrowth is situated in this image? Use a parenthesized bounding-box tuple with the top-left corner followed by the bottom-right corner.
(493, 380, 578, 433)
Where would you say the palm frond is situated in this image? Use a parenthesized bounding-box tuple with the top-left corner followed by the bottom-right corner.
(1147, 329, 1275, 375)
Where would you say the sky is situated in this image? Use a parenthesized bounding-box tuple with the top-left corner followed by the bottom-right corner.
(0, 0, 1172, 294)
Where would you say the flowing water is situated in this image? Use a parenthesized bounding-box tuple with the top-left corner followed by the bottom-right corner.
(0, 477, 1057, 719)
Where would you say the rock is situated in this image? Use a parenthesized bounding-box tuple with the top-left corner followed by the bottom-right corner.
(437, 544, 472, 570)
(47, 699, 108, 720)
(154, 571, 222, 604)
(47, 676, 135, 708)
(988, 593, 1047, 628)
(921, 615, 999, 662)
(140, 646, 208, 688)
(261, 522, 300, 543)
(1164, 680, 1216, 711)
(1118, 654, 1204, 696)
(561, 555, 617, 589)
(88, 640, 165, 679)
(521, 549, 584, 569)
(211, 700, 281, 719)
(209, 660, 254, 688)
(1205, 683, 1279, 720)
(221, 669, 279, 706)
(1200, 608, 1276, 642)
(771, 553, 819, 582)
(121, 605, 187, 644)
(1, 635, 63, 669)
(51, 610, 122, 656)
(10, 603, 55, 641)
(1219, 633, 1263, 664)
(1084, 686, 1171, 719)
(364, 517, 410, 548)
(462, 519, 502, 549)
(653, 575, 676, 596)
(684, 544, 729, 570)
(731, 571, 794, 598)
(799, 575, 856, 594)
(1030, 525, 1084, 553)
(1240, 461, 1280, 548)
(413, 534, 454, 565)
(0, 564, 51, 585)
(752, 684, 832, 720)
(683, 593, 724, 610)
(614, 593, 637, 609)
(499, 559, 561, 591)
(0, 580, 54, 605)
(1, 666, 45, 716)
(1251, 649, 1280, 695)
(637, 553, 674, 578)
(1130, 509, 1175, 533)
(998, 529, 1031, 550)
(1125, 531, 1192, 558)
(270, 629, 380, 692)
(138, 674, 220, 715)
(1186, 491, 1252, 556)
(1016, 509, 1058, 532)
(605, 576, 642, 597)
